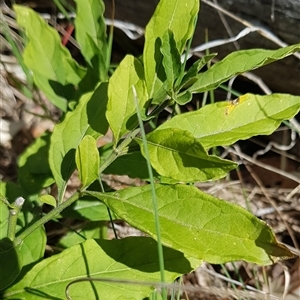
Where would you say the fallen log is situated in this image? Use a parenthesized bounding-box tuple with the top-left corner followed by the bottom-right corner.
(104, 0, 300, 95)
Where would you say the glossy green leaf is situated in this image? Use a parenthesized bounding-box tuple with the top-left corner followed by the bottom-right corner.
(160, 30, 181, 92)
(49, 83, 109, 202)
(14, 5, 86, 111)
(160, 93, 300, 149)
(74, 0, 108, 81)
(143, 0, 199, 100)
(188, 44, 300, 93)
(107, 55, 148, 144)
(18, 132, 54, 194)
(136, 128, 237, 182)
(87, 185, 296, 265)
(75, 135, 100, 187)
(3, 238, 202, 299)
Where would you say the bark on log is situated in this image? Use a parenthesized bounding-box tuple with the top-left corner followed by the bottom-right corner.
(104, 0, 300, 95)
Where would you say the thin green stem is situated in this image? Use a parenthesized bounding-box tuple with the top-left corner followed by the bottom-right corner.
(7, 197, 25, 241)
(14, 192, 81, 246)
(98, 129, 140, 174)
(221, 264, 238, 293)
(132, 86, 166, 299)
(219, 84, 241, 98)
(98, 177, 118, 239)
(0, 195, 12, 207)
(52, 0, 73, 23)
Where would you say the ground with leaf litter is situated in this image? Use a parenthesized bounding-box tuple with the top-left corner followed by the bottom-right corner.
(1, 1, 299, 299)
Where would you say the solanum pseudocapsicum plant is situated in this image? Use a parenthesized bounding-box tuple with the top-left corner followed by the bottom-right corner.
(1, 0, 299, 299)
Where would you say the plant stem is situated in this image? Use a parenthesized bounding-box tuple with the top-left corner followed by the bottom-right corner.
(7, 197, 25, 241)
(13, 192, 81, 246)
(98, 128, 140, 174)
(14, 129, 139, 247)
(132, 86, 166, 299)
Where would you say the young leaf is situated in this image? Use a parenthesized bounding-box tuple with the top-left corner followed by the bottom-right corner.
(87, 185, 296, 265)
(39, 195, 57, 208)
(143, 0, 199, 100)
(49, 83, 109, 202)
(74, 0, 108, 81)
(159, 93, 300, 149)
(188, 44, 300, 93)
(160, 30, 182, 92)
(3, 238, 202, 299)
(174, 90, 193, 105)
(75, 135, 100, 188)
(179, 53, 217, 89)
(18, 132, 54, 194)
(14, 5, 86, 111)
(106, 55, 148, 144)
(135, 128, 237, 182)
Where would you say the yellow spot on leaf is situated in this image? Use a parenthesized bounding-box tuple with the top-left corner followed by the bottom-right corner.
(225, 95, 248, 116)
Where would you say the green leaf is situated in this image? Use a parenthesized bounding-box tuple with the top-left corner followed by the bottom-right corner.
(188, 44, 300, 93)
(0, 192, 46, 290)
(3, 238, 202, 299)
(49, 83, 109, 202)
(0, 238, 22, 290)
(75, 135, 100, 187)
(100, 143, 159, 179)
(87, 185, 296, 265)
(179, 53, 217, 89)
(107, 55, 148, 144)
(143, 0, 199, 100)
(17, 225, 46, 269)
(74, 0, 108, 81)
(57, 222, 107, 249)
(39, 195, 57, 208)
(18, 132, 54, 194)
(136, 128, 237, 182)
(159, 93, 300, 149)
(174, 90, 192, 105)
(61, 197, 116, 221)
(105, 151, 160, 179)
(160, 30, 181, 92)
(14, 5, 86, 111)
(166, 45, 216, 101)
